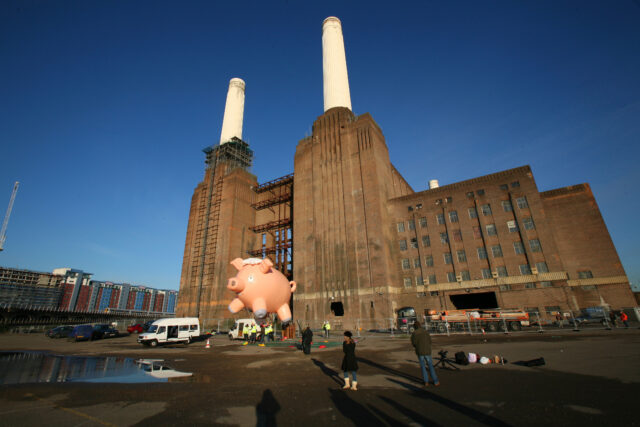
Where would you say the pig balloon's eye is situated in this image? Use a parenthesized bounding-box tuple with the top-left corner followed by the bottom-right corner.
(247, 275, 254, 283)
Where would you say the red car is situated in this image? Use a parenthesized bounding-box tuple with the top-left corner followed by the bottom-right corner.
(127, 324, 144, 334)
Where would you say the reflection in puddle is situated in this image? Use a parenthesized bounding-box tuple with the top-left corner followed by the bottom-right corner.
(0, 352, 192, 384)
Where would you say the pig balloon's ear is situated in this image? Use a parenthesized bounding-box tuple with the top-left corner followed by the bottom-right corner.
(259, 258, 273, 274)
(231, 258, 244, 271)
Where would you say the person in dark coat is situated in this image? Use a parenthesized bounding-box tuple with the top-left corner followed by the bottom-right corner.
(341, 331, 359, 390)
(410, 321, 439, 387)
(301, 326, 313, 354)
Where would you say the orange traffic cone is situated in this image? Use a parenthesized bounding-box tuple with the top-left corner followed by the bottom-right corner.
(205, 338, 211, 349)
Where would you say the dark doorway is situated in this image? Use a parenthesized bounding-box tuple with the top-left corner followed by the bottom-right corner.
(330, 302, 344, 316)
(449, 292, 498, 309)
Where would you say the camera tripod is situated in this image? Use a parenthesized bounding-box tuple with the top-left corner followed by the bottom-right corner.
(434, 350, 460, 371)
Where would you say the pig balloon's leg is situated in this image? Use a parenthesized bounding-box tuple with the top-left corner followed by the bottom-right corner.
(252, 298, 267, 319)
(228, 298, 245, 313)
(277, 304, 292, 323)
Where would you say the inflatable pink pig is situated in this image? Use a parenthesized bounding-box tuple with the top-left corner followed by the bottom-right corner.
(227, 257, 296, 322)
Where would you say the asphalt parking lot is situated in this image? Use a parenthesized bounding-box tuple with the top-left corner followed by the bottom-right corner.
(0, 328, 639, 426)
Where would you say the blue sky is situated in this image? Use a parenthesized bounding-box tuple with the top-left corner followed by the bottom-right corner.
(1, 1, 639, 290)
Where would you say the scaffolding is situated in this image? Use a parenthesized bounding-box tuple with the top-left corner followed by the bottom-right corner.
(203, 137, 253, 173)
(250, 173, 294, 279)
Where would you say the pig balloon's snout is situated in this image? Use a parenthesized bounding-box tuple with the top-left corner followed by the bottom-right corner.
(227, 278, 244, 292)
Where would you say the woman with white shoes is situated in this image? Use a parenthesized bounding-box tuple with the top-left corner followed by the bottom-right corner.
(341, 331, 359, 390)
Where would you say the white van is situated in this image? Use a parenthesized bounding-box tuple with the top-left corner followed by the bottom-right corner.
(137, 317, 200, 347)
(228, 318, 258, 340)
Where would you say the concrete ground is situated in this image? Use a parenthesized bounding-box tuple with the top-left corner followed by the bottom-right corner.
(0, 329, 639, 426)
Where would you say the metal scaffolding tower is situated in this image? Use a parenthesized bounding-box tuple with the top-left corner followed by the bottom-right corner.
(0, 181, 19, 252)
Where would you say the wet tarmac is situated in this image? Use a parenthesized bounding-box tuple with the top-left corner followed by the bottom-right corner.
(0, 352, 192, 384)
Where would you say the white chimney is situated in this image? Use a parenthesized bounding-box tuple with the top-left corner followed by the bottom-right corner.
(322, 17, 352, 112)
(220, 78, 245, 144)
(429, 180, 440, 189)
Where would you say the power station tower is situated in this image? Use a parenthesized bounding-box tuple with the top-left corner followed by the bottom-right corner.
(0, 181, 19, 252)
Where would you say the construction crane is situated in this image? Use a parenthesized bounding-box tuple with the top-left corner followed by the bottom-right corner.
(0, 181, 19, 252)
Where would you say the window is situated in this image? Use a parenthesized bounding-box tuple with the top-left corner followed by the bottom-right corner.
(427, 274, 437, 284)
(516, 196, 529, 209)
(408, 219, 415, 231)
(403, 277, 412, 288)
(430, 291, 439, 296)
(491, 245, 503, 258)
(582, 285, 597, 290)
(545, 306, 561, 314)
(536, 262, 549, 273)
(440, 232, 449, 244)
(425, 255, 434, 267)
(422, 235, 431, 247)
(447, 272, 456, 282)
(449, 211, 459, 223)
(413, 258, 421, 268)
(529, 239, 542, 252)
(525, 283, 537, 289)
(443, 252, 452, 264)
(500, 184, 509, 191)
(419, 217, 427, 228)
(402, 259, 411, 270)
(499, 284, 512, 291)
(190, 325, 198, 331)
(457, 250, 467, 263)
(410, 238, 418, 249)
(513, 241, 525, 254)
(452, 230, 463, 242)
(522, 217, 535, 230)
(446, 197, 452, 203)
(507, 220, 518, 233)
(477, 247, 488, 260)
(399, 240, 407, 251)
(466, 192, 474, 198)
(461, 270, 471, 281)
(481, 204, 492, 216)
(179, 325, 189, 331)
(578, 270, 593, 279)
(540, 281, 552, 288)
(436, 213, 445, 225)
(502, 200, 513, 212)
(397, 222, 405, 233)
(511, 181, 520, 188)
(473, 226, 482, 239)
(408, 206, 413, 212)
(415, 276, 423, 286)
(482, 268, 492, 279)
(477, 189, 485, 196)
(486, 224, 497, 236)
(520, 264, 532, 275)
(416, 203, 422, 209)
(497, 266, 508, 277)
(468, 207, 478, 219)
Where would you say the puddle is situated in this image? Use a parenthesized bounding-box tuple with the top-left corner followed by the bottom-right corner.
(0, 352, 192, 384)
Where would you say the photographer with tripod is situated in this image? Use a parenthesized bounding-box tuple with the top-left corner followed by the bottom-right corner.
(410, 321, 440, 387)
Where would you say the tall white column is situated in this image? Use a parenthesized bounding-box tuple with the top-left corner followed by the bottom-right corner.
(322, 17, 352, 112)
(220, 78, 246, 144)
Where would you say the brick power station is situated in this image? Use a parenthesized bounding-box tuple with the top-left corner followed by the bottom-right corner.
(176, 17, 635, 327)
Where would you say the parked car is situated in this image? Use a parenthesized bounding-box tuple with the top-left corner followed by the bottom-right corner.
(93, 324, 119, 338)
(70, 324, 94, 341)
(128, 324, 144, 334)
(46, 325, 74, 338)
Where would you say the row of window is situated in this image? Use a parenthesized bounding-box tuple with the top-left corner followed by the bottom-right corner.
(400, 240, 544, 266)
(401, 261, 550, 285)
(399, 215, 535, 238)
(398, 198, 530, 232)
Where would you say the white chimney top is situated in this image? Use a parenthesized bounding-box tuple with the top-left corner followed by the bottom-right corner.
(322, 17, 352, 112)
(429, 180, 440, 189)
(220, 78, 246, 144)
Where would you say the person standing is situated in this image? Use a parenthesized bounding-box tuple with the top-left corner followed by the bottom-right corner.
(609, 311, 617, 328)
(325, 321, 331, 338)
(302, 326, 313, 354)
(250, 324, 258, 343)
(410, 321, 439, 387)
(341, 331, 358, 390)
(242, 323, 250, 341)
(620, 311, 629, 328)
